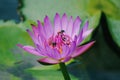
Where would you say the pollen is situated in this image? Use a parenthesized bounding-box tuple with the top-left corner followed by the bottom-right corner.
(48, 30, 72, 53)
(59, 47, 63, 54)
(59, 58, 65, 61)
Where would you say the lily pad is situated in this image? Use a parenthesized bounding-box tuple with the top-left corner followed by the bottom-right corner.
(20, 0, 101, 29)
(0, 71, 21, 80)
(0, 21, 37, 66)
(26, 68, 78, 80)
(107, 17, 120, 47)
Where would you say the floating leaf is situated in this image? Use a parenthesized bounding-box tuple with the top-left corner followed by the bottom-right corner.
(21, 0, 101, 29)
(0, 21, 39, 66)
(26, 68, 78, 80)
(0, 71, 21, 80)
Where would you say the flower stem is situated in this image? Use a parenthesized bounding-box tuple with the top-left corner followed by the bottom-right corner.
(59, 62, 71, 80)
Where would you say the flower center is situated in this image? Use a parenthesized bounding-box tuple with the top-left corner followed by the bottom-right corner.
(48, 30, 72, 53)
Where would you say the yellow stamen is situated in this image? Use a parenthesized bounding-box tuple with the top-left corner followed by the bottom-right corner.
(59, 48, 62, 54)
(59, 58, 65, 61)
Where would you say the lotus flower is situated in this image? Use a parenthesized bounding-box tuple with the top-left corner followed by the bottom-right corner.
(17, 13, 94, 64)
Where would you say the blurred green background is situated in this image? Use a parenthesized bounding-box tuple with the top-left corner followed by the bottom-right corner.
(0, 0, 120, 80)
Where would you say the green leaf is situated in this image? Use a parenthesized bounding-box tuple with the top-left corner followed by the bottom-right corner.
(0, 21, 38, 66)
(100, 0, 120, 47)
(0, 22, 23, 66)
(28, 65, 59, 71)
(26, 68, 78, 80)
(0, 21, 42, 80)
(21, 0, 101, 28)
(0, 71, 21, 80)
(75, 26, 120, 80)
(81, 26, 120, 70)
(101, 0, 120, 47)
(107, 17, 120, 47)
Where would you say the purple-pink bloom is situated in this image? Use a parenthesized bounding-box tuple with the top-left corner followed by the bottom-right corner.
(17, 13, 95, 64)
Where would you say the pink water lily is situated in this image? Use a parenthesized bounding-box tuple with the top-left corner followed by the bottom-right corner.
(17, 13, 94, 64)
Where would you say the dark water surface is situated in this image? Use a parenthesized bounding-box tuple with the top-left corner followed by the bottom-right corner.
(0, 0, 20, 22)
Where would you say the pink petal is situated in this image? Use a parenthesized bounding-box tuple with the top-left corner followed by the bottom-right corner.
(37, 20, 46, 38)
(71, 41, 95, 58)
(38, 35, 44, 48)
(45, 44, 61, 60)
(37, 20, 43, 33)
(44, 16, 53, 39)
(53, 49, 62, 59)
(61, 45, 70, 58)
(26, 29, 38, 44)
(61, 41, 76, 58)
(66, 16, 73, 37)
(73, 35, 77, 42)
(37, 20, 43, 27)
(69, 41, 76, 54)
(83, 21, 89, 32)
(76, 29, 83, 45)
(54, 13, 61, 35)
(27, 29, 43, 46)
(72, 16, 82, 39)
(31, 24, 39, 39)
(82, 29, 93, 39)
(62, 56, 72, 62)
(36, 21, 46, 45)
(17, 44, 42, 56)
(61, 13, 68, 31)
(35, 44, 45, 56)
(38, 57, 59, 64)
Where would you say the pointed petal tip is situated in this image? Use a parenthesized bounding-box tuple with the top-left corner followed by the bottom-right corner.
(37, 20, 41, 24)
(31, 25, 36, 29)
(71, 41, 95, 58)
(56, 12, 59, 15)
(87, 20, 89, 23)
(82, 20, 89, 32)
(62, 13, 67, 19)
(37, 20, 40, 22)
(76, 16, 82, 21)
(76, 16, 80, 19)
(84, 40, 95, 48)
(86, 20, 89, 25)
(55, 13, 60, 18)
(45, 15, 49, 19)
(82, 28, 94, 39)
(26, 29, 32, 33)
(82, 41, 95, 47)
(26, 29, 32, 34)
(37, 20, 43, 27)
(31, 24, 35, 26)
(91, 40, 96, 44)
(63, 13, 67, 16)
(17, 44, 23, 48)
(44, 15, 49, 22)
(89, 28, 94, 34)
(26, 29, 29, 32)
(70, 16, 73, 18)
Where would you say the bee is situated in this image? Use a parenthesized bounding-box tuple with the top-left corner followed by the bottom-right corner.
(58, 30, 65, 34)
